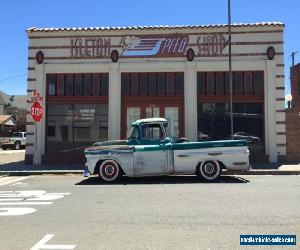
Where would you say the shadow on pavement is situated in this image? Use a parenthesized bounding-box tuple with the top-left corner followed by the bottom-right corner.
(0, 160, 25, 171)
(76, 175, 249, 185)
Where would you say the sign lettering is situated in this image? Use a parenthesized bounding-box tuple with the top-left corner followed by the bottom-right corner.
(70, 38, 111, 58)
(196, 34, 227, 56)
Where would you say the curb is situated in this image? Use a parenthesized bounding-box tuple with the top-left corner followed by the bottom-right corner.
(0, 170, 83, 176)
(223, 170, 300, 175)
(1, 170, 300, 176)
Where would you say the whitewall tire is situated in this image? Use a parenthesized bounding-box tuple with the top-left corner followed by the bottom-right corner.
(199, 160, 221, 181)
(98, 160, 120, 182)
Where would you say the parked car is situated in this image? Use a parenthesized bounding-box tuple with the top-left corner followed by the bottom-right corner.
(83, 118, 250, 182)
(232, 132, 261, 143)
(1, 132, 26, 150)
(197, 131, 210, 141)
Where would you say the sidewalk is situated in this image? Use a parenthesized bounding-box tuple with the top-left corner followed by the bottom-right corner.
(0, 161, 300, 176)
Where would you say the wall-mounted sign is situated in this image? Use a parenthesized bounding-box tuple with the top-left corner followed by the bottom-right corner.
(69, 34, 228, 59)
(120, 36, 188, 57)
(196, 34, 227, 56)
(70, 38, 111, 58)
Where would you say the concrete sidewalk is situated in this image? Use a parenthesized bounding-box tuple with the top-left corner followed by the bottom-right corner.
(0, 162, 300, 176)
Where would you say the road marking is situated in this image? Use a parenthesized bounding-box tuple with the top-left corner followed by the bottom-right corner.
(0, 190, 70, 216)
(31, 234, 76, 250)
(0, 207, 36, 216)
(0, 202, 52, 205)
(0, 177, 29, 186)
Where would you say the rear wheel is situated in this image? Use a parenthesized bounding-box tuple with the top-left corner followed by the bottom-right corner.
(198, 160, 221, 181)
(1, 146, 7, 150)
(98, 160, 120, 182)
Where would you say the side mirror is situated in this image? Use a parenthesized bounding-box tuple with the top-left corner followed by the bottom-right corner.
(160, 137, 172, 145)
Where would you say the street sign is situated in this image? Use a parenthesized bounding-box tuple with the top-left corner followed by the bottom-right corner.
(31, 101, 43, 123)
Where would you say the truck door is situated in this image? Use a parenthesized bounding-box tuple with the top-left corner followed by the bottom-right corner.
(133, 123, 170, 176)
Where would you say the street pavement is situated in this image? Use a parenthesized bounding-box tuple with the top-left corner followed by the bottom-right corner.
(0, 175, 299, 250)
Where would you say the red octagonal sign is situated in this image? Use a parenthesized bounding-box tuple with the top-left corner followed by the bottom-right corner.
(31, 101, 44, 122)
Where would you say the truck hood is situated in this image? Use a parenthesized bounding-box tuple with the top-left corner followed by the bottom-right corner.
(85, 140, 131, 155)
(93, 140, 128, 146)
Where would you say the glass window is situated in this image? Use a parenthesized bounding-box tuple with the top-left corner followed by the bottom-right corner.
(197, 72, 206, 95)
(157, 73, 165, 96)
(47, 125, 55, 137)
(140, 73, 148, 96)
(216, 72, 224, 95)
(175, 72, 184, 95)
(83, 74, 91, 96)
(92, 74, 100, 96)
(74, 127, 91, 139)
(65, 75, 73, 96)
(122, 73, 131, 96)
(244, 72, 253, 95)
(146, 106, 160, 118)
(207, 73, 214, 95)
(165, 107, 179, 139)
(253, 71, 264, 95)
(74, 74, 82, 96)
(57, 74, 64, 96)
(101, 74, 108, 96)
(131, 73, 139, 96)
(141, 123, 164, 140)
(234, 72, 243, 95)
(46, 104, 108, 162)
(166, 73, 174, 96)
(48, 75, 56, 96)
(126, 107, 140, 138)
(148, 73, 156, 96)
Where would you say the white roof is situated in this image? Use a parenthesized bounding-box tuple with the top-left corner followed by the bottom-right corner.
(132, 118, 167, 125)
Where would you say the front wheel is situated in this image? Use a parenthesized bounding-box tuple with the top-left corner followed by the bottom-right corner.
(14, 141, 21, 150)
(98, 160, 120, 182)
(198, 160, 221, 181)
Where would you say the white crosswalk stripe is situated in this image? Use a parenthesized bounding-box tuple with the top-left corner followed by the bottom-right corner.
(0, 177, 29, 187)
(0, 190, 70, 216)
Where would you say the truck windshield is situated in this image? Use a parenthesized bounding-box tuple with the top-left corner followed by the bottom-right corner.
(128, 126, 138, 139)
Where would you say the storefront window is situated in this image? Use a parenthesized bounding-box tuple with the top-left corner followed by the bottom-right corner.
(148, 73, 157, 95)
(157, 73, 166, 96)
(92, 74, 100, 96)
(74, 74, 83, 96)
(65, 75, 73, 96)
(46, 103, 108, 156)
(140, 73, 148, 96)
(48, 75, 56, 96)
(83, 74, 91, 96)
(57, 74, 64, 96)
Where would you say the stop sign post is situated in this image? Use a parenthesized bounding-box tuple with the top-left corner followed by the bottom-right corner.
(31, 101, 44, 123)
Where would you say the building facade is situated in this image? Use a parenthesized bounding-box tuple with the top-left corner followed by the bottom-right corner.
(25, 22, 286, 164)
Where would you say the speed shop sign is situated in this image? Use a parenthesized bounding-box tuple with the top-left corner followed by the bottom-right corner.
(31, 101, 44, 122)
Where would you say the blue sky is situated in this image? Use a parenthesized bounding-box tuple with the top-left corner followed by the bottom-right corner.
(0, 0, 299, 96)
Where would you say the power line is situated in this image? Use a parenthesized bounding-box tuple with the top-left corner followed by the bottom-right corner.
(0, 73, 26, 82)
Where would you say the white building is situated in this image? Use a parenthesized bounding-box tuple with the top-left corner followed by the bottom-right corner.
(25, 22, 285, 164)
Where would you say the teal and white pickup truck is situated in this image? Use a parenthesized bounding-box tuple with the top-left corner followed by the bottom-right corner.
(84, 118, 250, 182)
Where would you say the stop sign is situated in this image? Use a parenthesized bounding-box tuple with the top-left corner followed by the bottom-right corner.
(31, 101, 43, 122)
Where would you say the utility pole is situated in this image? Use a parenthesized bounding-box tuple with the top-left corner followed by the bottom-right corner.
(228, 0, 233, 139)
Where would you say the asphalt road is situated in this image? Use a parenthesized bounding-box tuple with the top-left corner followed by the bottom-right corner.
(0, 175, 299, 250)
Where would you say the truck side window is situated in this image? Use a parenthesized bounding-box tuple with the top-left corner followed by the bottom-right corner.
(141, 124, 164, 140)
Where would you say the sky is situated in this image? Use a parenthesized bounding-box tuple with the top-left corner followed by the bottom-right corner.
(0, 0, 299, 97)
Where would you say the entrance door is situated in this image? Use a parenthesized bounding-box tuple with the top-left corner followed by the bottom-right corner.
(122, 104, 183, 139)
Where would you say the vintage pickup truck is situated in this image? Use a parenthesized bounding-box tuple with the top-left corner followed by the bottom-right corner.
(83, 118, 250, 182)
